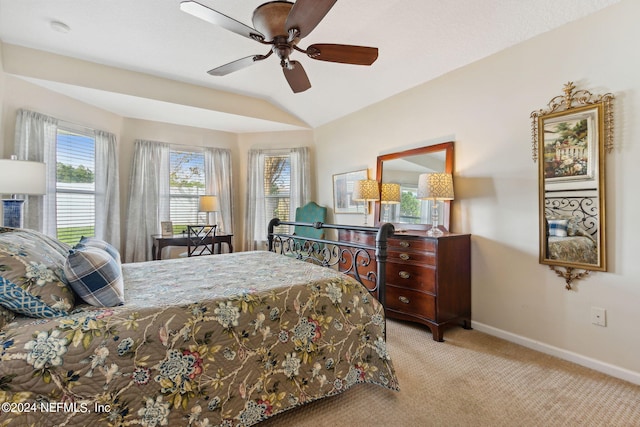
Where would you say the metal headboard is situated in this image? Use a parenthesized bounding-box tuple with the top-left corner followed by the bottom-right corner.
(545, 194, 598, 236)
(267, 219, 395, 308)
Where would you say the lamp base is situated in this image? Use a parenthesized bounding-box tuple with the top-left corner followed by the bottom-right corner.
(427, 226, 444, 237)
(2, 199, 25, 228)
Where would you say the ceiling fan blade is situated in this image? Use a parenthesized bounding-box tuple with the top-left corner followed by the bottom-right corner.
(283, 61, 311, 93)
(180, 1, 264, 41)
(285, 0, 337, 39)
(208, 55, 267, 76)
(307, 44, 378, 65)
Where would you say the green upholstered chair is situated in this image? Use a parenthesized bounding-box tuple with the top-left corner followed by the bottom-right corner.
(294, 202, 327, 241)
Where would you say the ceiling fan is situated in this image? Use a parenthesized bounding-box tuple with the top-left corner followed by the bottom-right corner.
(180, 0, 379, 93)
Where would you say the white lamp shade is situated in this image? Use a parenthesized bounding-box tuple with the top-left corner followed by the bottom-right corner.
(352, 179, 380, 201)
(0, 159, 46, 195)
(417, 173, 454, 200)
(198, 195, 219, 212)
(381, 183, 401, 204)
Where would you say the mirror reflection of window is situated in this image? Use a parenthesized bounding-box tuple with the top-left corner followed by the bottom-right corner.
(376, 142, 454, 229)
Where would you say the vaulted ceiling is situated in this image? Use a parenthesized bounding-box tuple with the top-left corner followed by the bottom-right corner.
(0, 0, 620, 133)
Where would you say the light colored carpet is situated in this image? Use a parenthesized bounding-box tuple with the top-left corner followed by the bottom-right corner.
(260, 319, 640, 427)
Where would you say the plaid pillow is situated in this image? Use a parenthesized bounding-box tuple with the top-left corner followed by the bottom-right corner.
(77, 236, 121, 263)
(64, 246, 124, 307)
(548, 219, 569, 237)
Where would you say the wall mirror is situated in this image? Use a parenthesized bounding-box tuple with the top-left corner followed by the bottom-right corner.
(531, 82, 614, 289)
(374, 141, 454, 229)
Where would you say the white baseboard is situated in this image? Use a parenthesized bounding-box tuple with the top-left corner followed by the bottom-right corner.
(471, 321, 640, 386)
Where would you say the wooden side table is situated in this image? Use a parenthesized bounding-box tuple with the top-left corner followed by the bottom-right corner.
(151, 234, 234, 260)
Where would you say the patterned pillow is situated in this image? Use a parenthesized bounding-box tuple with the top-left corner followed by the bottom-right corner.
(0, 228, 75, 318)
(548, 219, 569, 237)
(64, 246, 124, 307)
(77, 236, 121, 263)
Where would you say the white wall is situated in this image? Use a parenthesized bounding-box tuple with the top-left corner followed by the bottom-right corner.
(314, 0, 640, 382)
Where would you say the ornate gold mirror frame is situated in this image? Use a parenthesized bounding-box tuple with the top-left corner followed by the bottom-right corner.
(530, 82, 614, 289)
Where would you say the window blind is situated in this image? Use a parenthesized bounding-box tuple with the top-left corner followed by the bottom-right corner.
(264, 155, 291, 233)
(56, 128, 96, 245)
(170, 150, 206, 231)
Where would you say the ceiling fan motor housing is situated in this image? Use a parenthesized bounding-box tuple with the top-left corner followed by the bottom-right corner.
(252, 1, 295, 41)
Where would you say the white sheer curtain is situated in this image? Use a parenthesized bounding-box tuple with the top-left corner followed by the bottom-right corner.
(124, 140, 170, 262)
(94, 130, 120, 247)
(15, 110, 121, 246)
(289, 147, 310, 219)
(204, 147, 233, 236)
(244, 147, 310, 251)
(14, 109, 59, 235)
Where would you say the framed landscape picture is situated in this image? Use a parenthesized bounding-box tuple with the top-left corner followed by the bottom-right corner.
(540, 105, 599, 183)
(333, 169, 367, 214)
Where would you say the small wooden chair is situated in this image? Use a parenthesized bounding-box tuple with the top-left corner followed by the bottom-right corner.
(186, 225, 217, 257)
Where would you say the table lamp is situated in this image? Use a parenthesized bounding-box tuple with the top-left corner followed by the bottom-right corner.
(380, 183, 401, 223)
(417, 172, 454, 237)
(198, 194, 219, 229)
(352, 179, 379, 225)
(0, 155, 46, 228)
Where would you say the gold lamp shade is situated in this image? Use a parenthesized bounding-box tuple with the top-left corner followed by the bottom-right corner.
(198, 195, 219, 212)
(352, 179, 380, 201)
(380, 183, 401, 204)
(417, 173, 454, 201)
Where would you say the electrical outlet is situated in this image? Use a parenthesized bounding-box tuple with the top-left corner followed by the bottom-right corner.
(591, 307, 606, 327)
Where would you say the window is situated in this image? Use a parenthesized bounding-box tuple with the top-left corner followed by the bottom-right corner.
(264, 154, 291, 232)
(56, 127, 96, 245)
(169, 150, 206, 233)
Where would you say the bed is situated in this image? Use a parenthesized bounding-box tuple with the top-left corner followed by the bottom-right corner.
(545, 195, 599, 265)
(0, 224, 398, 426)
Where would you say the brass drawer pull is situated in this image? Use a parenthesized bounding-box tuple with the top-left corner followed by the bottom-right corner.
(399, 296, 410, 304)
(399, 253, 410, 260)
(399, 241, 410, 248)
(399, 271, 410, 279)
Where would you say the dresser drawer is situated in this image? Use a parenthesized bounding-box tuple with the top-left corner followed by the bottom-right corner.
(389, 237, 436, 252)
(388, 249, 435, 265)
(339, 230, 375, 246)
(387, 262, 435, 293)
(386, 285, 435, 320)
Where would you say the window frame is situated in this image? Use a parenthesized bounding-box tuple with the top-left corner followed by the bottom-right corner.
(168, 147, 207, 232)
(54, 123, 97, 245)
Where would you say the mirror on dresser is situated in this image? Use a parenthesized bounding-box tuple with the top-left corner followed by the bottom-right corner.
(374, 141, 454, 230)
(531, 82, 614, 289)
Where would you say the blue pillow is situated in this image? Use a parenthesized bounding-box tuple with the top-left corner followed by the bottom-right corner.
(548, 219, 569, 237)
(64, 246, 124, 307)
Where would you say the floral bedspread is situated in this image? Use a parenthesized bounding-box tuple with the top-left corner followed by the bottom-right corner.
(548, 236, 598, 264)
(0, 251, 397, 426)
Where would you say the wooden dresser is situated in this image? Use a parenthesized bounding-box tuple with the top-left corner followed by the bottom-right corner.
(339, 229, 471, 341)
